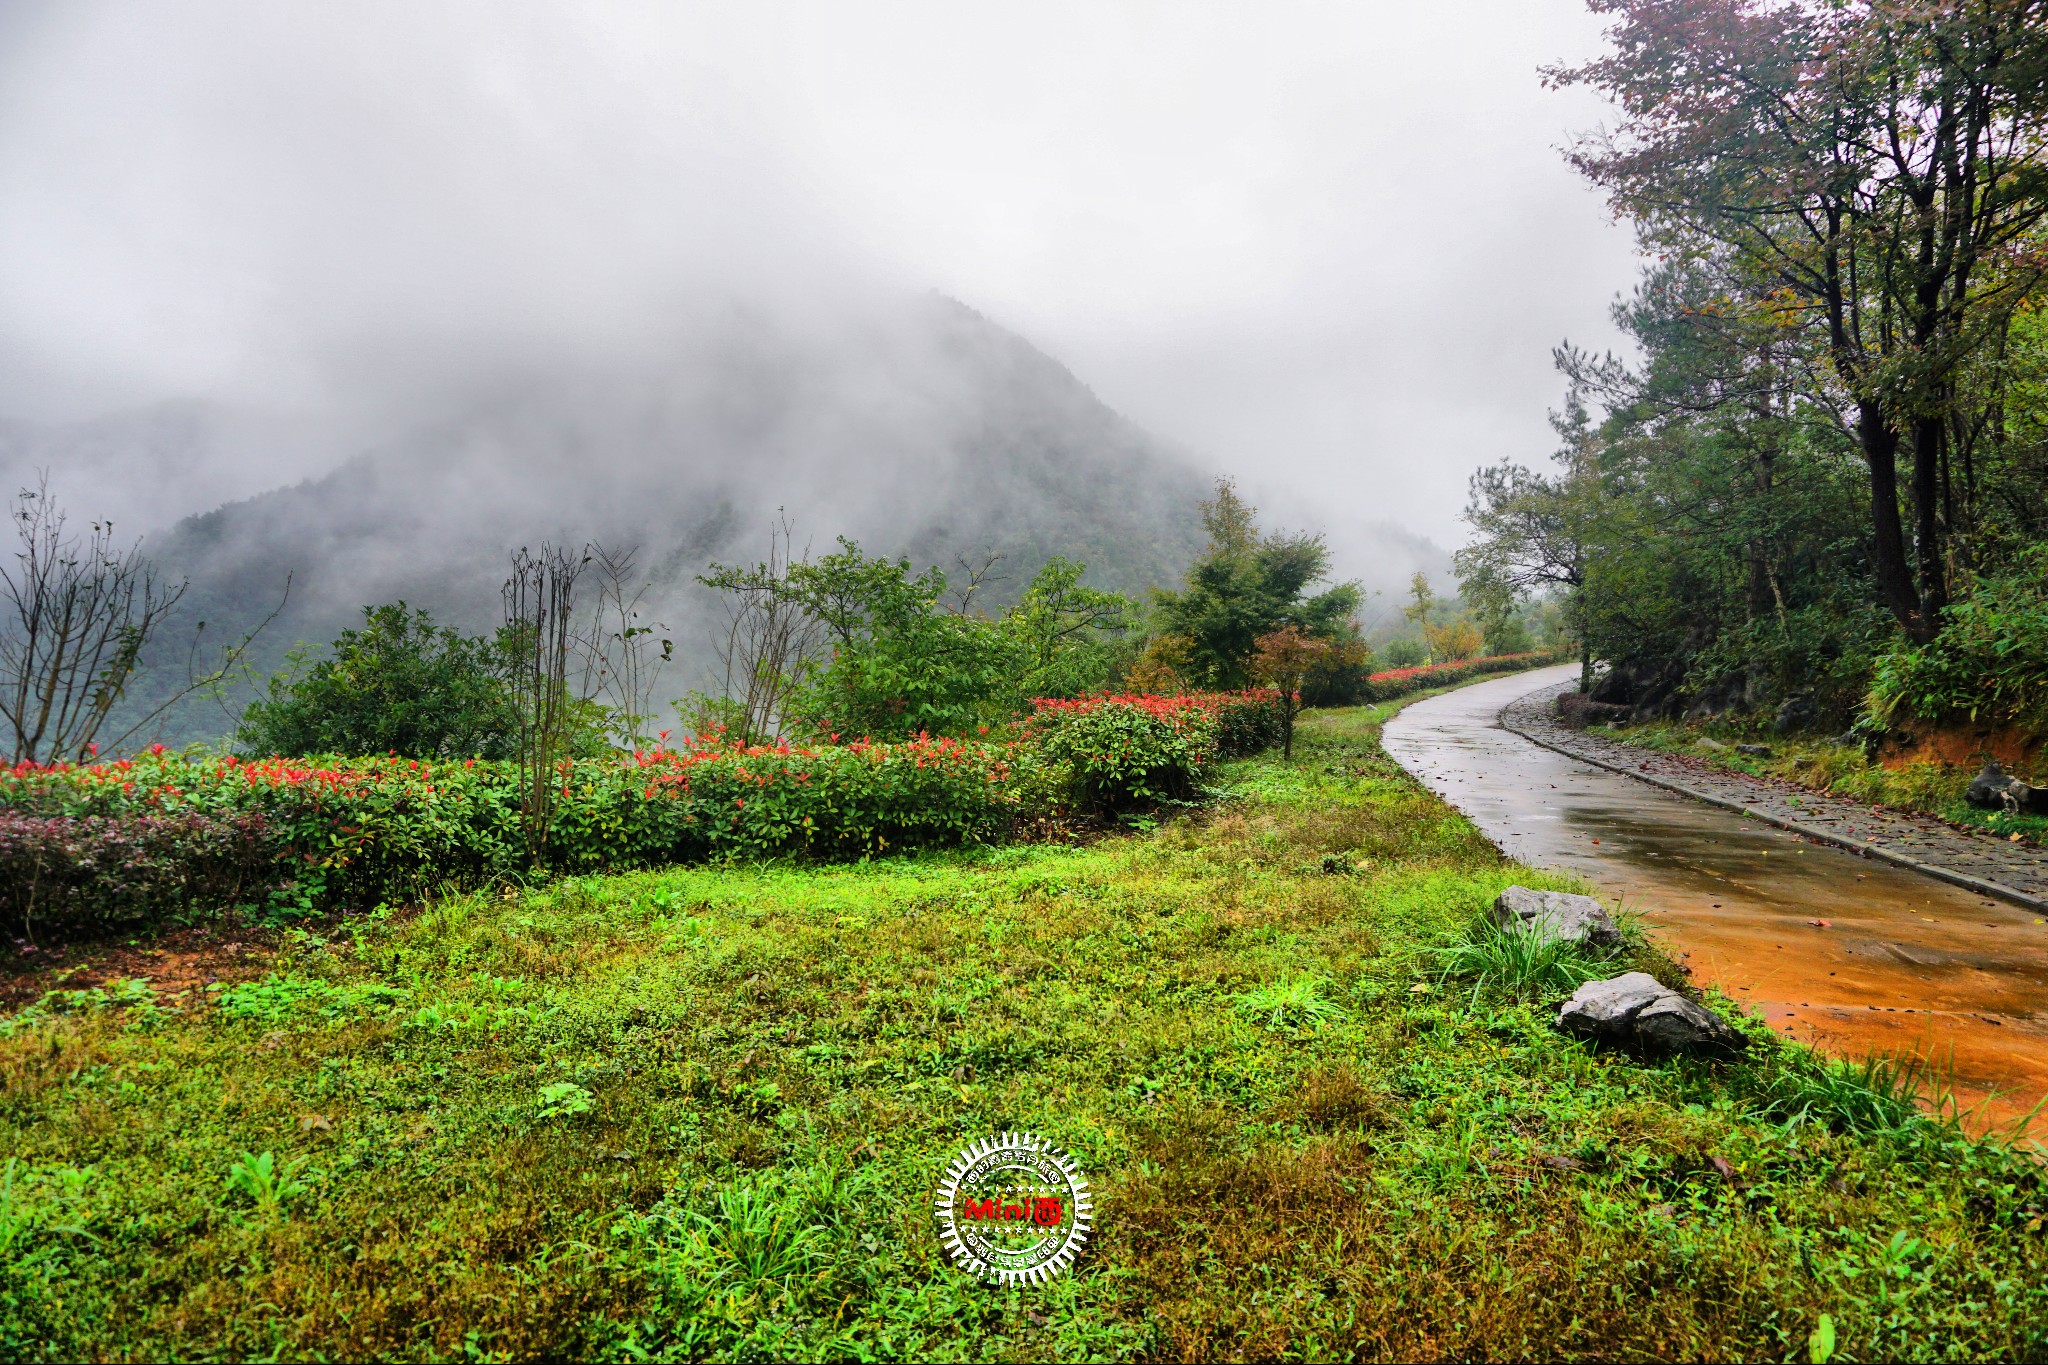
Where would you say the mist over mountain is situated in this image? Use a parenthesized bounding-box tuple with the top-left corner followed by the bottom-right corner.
(15, 286, 1454, 746)
(96, 293, 1211, 741)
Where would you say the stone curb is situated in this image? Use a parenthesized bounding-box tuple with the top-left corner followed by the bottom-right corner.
(1498, 687, 2048, 917)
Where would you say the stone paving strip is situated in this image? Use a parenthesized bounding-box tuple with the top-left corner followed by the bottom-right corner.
(1501, 681, 2048, 913)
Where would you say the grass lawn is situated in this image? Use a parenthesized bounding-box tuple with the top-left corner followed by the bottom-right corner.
(5, 693, 2047, 1361)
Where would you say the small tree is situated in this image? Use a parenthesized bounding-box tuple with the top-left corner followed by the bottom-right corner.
(504, 545, 586, 863)
(237, 603, 518, 758)
(997, 556, 1137, 705)
(1150, 480, 1361, 688)
(576, 542, 670, 746)
(1424, 617, 1484, 663)
(1251, 625, 1362, 759)
(1403, 573, 1438, 663)
(695, 516, 824, 744)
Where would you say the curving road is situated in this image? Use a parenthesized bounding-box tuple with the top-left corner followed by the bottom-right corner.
(1386, 665, 2048, 1131)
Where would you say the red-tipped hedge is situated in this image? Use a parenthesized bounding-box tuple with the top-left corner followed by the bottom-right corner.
(1364, 652, 1562, 703)
(0, 692, 1295, 939)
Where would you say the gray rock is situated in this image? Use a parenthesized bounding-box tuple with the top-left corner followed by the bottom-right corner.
(1735, 744, 1773, 758)
(1965, 761, 2048, 814)
(1557, 972, 1748, 1057)
(1966, 761, 2012, 809)
(1555, 693, 1633, 730)
(1632, 994, 1747, 1056)
(1773, 695, 1818, 736)
(1490, 886, 1623, 951)
(1556, 972, 1668, 1044)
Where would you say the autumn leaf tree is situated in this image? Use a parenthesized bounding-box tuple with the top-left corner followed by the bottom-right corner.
(1250, 624, 1365, 758)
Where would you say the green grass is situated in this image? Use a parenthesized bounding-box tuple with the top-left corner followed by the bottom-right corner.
(1597, 719, 2048, 847)
(4, 693, 2048, 1360)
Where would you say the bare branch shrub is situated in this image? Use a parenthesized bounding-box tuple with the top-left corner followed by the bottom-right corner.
(575, 542, 670, 745)
(0, 474, 286, 763)
(696, 514, 821, 744)
(503, 544, 586, 862)
(946, 549, 1006, 617)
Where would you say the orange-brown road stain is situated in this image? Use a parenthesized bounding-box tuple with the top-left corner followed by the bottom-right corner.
(1387, 666, 2048, 1135)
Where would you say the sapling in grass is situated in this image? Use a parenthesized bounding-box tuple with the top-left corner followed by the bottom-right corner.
(536, 1082, 595, 1120)
(1235, 975, 1348, 1031)
(224, 1151, 310, 1217)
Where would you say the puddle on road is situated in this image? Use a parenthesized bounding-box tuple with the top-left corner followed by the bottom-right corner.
(1386, 664, 2048, 1134)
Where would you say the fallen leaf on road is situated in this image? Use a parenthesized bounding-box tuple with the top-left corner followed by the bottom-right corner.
(1807, 919, 1832, 928)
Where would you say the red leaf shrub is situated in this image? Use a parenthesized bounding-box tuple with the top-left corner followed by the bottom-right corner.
(0, 691, 1294, 938)
(0, 808, 278, 940)
(1363, 652, 1560, 703)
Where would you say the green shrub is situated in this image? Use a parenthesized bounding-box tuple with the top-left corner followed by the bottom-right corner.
(1024, 695, 1220, 811)
(237, 603, 524, 760)
(1022, 690, 1284, 811)
(1869, 550, 2048, 736)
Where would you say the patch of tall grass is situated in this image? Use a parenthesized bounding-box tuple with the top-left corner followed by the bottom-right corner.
(1741, 1048, 1965, 1139)
(1433, 917, 1614, 1003)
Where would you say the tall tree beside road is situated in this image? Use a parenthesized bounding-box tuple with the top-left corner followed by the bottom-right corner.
(1548, 0, 2048, 643)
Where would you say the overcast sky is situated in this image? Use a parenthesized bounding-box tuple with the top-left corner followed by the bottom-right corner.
(0, 0, 1637, 549)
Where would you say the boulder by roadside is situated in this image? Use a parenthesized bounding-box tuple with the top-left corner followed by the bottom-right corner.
(1490, 885, 1623, 951)
(1558, 971, 1748, 1057)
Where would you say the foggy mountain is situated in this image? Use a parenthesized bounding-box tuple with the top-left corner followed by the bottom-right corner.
(19, 289, 1458, 745)
(115, 292, 1217, 739)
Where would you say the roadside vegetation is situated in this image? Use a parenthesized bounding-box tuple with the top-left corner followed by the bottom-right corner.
(1589, 719, 2048, 849)
(6, 696, 2045, 1361)
(0, 477, 1561, 951)
(1456, 2, 2048, 767)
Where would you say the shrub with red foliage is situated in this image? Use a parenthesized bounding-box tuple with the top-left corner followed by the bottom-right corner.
(0, 807, 277, 940)
(0, 690, 1294, 938)
(1363, 652, 1559, 703)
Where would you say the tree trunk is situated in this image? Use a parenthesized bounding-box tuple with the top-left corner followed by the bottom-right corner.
(1858, 404, 1923, 639)
(1910, 412, 1948, 633)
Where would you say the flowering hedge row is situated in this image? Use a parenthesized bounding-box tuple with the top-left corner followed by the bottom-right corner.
(1363, 652, 1561, 703)
(0, 737, 1011, 936)
(0, 691, 1288, 937)
(1023, 689, 1285, 810)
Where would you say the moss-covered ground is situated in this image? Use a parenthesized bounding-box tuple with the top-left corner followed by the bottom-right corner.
(5, 695, 2047, 1361)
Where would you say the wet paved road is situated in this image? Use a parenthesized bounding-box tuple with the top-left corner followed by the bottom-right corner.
(1385, 665, 2048, 1132)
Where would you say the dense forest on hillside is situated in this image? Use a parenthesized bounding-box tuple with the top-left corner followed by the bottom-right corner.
(1460, 0, 2048, 741)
